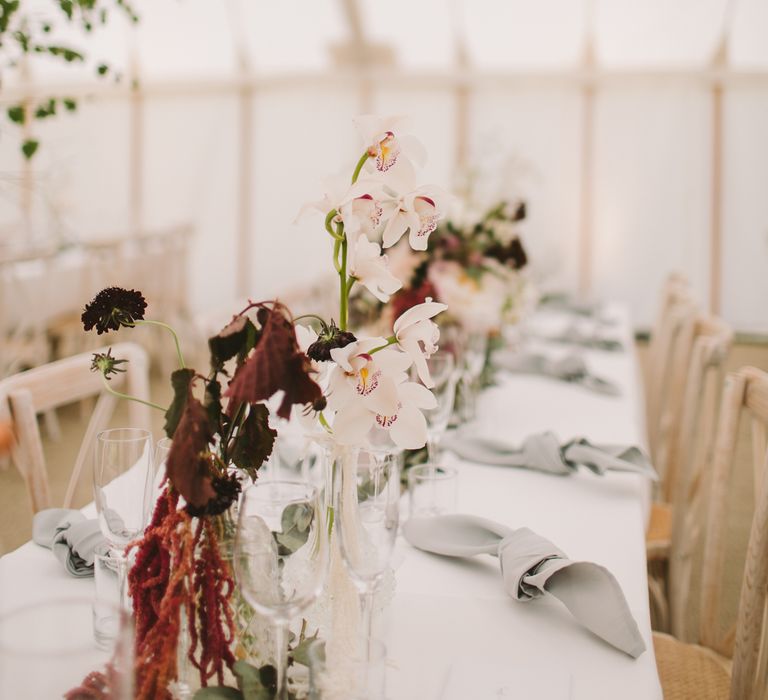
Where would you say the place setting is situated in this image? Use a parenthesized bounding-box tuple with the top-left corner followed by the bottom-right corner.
(4, 4, 768, 699)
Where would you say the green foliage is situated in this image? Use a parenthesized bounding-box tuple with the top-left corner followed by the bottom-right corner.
(274, 502, 314, 555)
(21, 139, 38, 159)
(7, 104, 24, 124)
(0, 0, 140, 158)
(192, 661, 293, 700)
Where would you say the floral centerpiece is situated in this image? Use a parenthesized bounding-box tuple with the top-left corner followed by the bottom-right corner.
(80, 115, 448, 699)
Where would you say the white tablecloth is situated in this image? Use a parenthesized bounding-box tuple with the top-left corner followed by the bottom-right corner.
(0, 303, 660, 699)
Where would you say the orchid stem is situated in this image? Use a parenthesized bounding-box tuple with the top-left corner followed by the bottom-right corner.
(339, 230, 349, 331)
(351, 151, 370, 185)
(133, 319, 186, 368)
(318, 412, 333, 433)
(369, 335, 397, 354)
(325, 210, 342, 241)
(99, 375, 166, 412)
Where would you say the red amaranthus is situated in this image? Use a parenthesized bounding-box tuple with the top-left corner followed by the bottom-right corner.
(128, 487, 237, 699)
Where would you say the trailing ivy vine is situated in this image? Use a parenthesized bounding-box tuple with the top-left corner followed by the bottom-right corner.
(0, 0, 139, 159)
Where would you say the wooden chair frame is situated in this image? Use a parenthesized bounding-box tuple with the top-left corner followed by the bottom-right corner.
(0, 342, 151, 512)
(697, 367, 768, 698)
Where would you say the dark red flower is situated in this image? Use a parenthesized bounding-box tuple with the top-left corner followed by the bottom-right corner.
(81, 287, 147, 334)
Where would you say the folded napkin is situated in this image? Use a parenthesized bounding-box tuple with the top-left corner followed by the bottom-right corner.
(33, 508, 106, 578)
(442, 431, 657, 480)
(540, 325, 624, 352)
(539, 295, 601, 318)
(493, 351, 621, 396)
(403, 514, 646, 658)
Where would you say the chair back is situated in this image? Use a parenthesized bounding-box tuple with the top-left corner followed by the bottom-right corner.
(645, 277, 697, 471)
(666, 316, 733, 640)
(0, 342, 151, 512)
(695, 367, 768, 699)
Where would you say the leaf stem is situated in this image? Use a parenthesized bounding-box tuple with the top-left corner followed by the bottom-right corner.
(338, 225, 349, 331)
(133, 319, 186, 368)
(324, 210, 343, 240)
(99, 375, 166, 412)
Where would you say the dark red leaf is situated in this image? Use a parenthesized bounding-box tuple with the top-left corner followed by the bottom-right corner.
(277, 352, 324, 420)
(166, 391, 217, 509)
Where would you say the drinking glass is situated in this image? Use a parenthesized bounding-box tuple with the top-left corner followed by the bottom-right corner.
(407, 463, 458, 518)
(419, 351, 458, 460)
(308, 637, 387, 700)
(0, 598, 134, 699)
(458, 333, 489, 421)
(336, 450, 400, 658)
(94, 428, 153, 608)
(234, 481, 326, 699)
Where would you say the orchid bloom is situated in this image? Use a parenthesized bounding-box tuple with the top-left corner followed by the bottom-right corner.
(373, 379, 436, 449)
(393, 299, 447, 388)
(326, 339, 412, 446)
(353, 115, 426, 173)
(295, 176, 386, 237)
(382, 185, 448, 252)
(348, 233, 403, 303)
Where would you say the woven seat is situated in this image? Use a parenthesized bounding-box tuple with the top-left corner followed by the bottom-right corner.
(653, 632, 731, 699)
(646, 501, 672, 560)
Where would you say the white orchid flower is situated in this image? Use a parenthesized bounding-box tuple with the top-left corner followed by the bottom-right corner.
(373, 380, 437, 449)
(393, 300, 447, 388)
(295, 175, 386, 236)
(348, 233, 403, 303)
(325, 339, 413, 445)
(354, 114, 427, 173)
(381, 184, 449, 252)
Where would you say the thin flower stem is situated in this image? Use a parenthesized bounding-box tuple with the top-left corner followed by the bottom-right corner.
(133, 319, 186, 368)
(99, 375, 166, 412)
(369, 335, 397, 354)
(292, 314, 327, 327)
(351, 150, 370, 185)
(332, 238, 341, 274)
(325, 209, 343, 240)
(318, 411, 333, 433)
(339, 231, 349, 330)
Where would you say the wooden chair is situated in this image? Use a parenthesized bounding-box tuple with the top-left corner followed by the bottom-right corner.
(654, 367, 768, 699)
(647, 316, 733, 630)
(0, 342, 151, 513)
(645, 274, 697, 469)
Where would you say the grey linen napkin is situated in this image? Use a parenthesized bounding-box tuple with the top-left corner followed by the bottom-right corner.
(32, 508, 106, 578)
(541, 325, 624, 352)
(442, 431, 658, 480)
(493, 351, 621, 396)
(403, 514, 647, 658)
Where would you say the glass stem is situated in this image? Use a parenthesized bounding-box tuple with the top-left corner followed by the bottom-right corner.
(361, 585, 375, 661)
(275, 620, 289, 699)
(426, 434, 441, 462)
(113, 550, 129, 611)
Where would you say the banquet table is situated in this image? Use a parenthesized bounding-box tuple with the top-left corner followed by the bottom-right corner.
(0, 303, 661, 699)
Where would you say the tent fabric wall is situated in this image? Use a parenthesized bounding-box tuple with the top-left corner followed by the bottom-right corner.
(1, 0, 767, 331)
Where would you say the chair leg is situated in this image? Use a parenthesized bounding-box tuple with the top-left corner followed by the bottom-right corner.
(42, 409, 62, 442)
(648, 559, 670, 632)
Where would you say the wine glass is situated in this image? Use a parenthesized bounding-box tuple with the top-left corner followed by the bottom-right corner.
(336, 450, 400, 659)
(93, 428, 153, 607)
(417, 351, 458, 460)
(234, 481, 326, 699)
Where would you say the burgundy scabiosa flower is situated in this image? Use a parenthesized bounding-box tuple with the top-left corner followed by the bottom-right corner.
(81, 287, 147, 334)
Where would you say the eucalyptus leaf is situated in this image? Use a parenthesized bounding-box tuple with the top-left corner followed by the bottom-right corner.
(233, 660, 269, 700)
(21, 139, 39, 159)
(290, 630, 320, 667)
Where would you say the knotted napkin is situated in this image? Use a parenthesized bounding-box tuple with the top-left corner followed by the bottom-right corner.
(442, 431, 657, 480)
(493, 352, 621, 396)
(539, 325, 624, 352)
(403, 514, 646, 658)
(32, 508, 106, 577)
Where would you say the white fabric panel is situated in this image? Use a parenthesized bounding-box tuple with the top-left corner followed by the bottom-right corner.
(592, 86, 711, 327)
(133, 0, 236, 80)
(237, 0, 345, 73)
(595, 0, 728, 67)
(721, 88, 768, 333)
(24, 100, 131, 242)
(459, 0, 585, 68)
(361, 0, 454, 69)
(249, 87, 359, 300)
(142, 95, 239, 313)
(729, 0, 768, 68)
(470, 87, 583, 293)
(372, 88, 456, 187)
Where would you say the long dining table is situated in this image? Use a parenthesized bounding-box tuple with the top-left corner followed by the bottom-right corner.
(0, 303, 661, 699)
